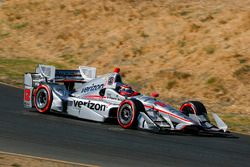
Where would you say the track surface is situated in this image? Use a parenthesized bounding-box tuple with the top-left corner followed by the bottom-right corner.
(0, 84, 249, 167)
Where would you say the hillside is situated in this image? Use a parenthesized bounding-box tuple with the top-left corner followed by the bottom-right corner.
(0, 0, 249, 133)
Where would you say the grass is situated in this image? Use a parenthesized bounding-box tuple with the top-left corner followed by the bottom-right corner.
(239, 59, 247, 64)
(174, 71, 191, 79)
(0, 57, 66, 86)
(166, 80, 177, 89)
(234, 65, 250, 77)
(190, 23, 201, 32)
(0, 31, 10, 39)
(218, 19, 227, 24)
(59, 54, 79, 64)
(206, 77, 217, 84)
(11, 163, 21, 167)
(213, 84, 227, 94)
(0, 58, 40, 86)
(132, 47, 143, 56)
(156, 70, 191, 80)
(177, 40, 186, 47)
(73, 9, 81, 16)
(233, 53, 243, 58)
(11, 22, 29, 29)
(219, 113, 250, 133)
(204, 45, 216, 54)
(200, 15, 214, 22)
(140, 31, 149, 38)
(179, 10, 191, 16)
(233, 65, 250, 85)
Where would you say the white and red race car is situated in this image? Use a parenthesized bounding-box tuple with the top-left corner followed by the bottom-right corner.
(24, 65, 229, 135)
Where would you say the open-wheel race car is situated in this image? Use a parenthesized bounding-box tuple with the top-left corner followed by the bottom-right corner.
(24, 65, 230, 135)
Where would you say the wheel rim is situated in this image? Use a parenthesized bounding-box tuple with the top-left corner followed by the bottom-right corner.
(119, 104, 133, 125)
(36, 89, 48, 109)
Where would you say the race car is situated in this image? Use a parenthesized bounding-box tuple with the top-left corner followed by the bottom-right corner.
(24, 64, 229, 135)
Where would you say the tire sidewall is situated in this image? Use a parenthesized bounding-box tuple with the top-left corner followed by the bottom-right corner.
(180, 101, 207, 116)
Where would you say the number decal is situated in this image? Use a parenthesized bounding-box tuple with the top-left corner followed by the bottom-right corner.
(24, 89, 31, 101)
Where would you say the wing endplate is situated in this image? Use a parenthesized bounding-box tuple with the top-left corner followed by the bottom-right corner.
(212, 112, 228, 132)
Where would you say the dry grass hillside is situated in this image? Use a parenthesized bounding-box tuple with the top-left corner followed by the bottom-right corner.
(0, 0, 249, 133)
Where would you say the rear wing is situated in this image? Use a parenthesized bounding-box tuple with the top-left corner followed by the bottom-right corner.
(34, 64, 96, 82)
(24, 64, 96, 108)
(25, 64, 96, 86)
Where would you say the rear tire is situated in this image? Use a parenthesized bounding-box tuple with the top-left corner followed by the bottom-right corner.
(34, 84, 52, 113)
(117, 99, 142, 129)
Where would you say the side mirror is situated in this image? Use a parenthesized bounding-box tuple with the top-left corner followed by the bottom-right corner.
(99, 88, 106, 97)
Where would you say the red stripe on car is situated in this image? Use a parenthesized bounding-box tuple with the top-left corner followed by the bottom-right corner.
(144, 105, 191, 123)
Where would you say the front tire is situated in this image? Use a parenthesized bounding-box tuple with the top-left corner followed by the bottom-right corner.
(117, 99, 141, 129)
(34, 84, 52, 113)
(180, 101, 207, 116)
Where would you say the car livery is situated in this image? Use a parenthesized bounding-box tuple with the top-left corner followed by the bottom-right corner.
(24, 64, 230, 135)
(71, 100, 106, 111)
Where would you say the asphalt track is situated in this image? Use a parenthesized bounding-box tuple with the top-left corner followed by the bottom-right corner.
(0, 84, 249, 167)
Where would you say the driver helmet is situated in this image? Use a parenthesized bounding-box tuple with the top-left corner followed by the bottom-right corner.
(119, 84, 134, 96)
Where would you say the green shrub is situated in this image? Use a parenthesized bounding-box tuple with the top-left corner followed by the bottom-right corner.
(166, 80, 177, 89)
(204, 45, 216, 54)
(12, 22, 29, 29)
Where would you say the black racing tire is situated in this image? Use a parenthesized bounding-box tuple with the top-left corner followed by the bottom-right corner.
(34, 84, 52, 113)
(180, 101, 207, 116)
(117, 99, 143, 129)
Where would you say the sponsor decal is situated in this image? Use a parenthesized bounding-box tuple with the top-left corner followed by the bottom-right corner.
(107, 93, 123, 101)
(81, 84, 104, 93)
(24, 89, 31, 101)
(73, 100, 106, 111)
(108, 77, 114, 85)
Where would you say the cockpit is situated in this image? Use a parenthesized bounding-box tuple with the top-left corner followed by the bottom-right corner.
(117, 84, 139, 97)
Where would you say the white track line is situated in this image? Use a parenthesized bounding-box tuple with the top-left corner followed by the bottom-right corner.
(0, 151, 100, 167)
(0, 82, 21, 89)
